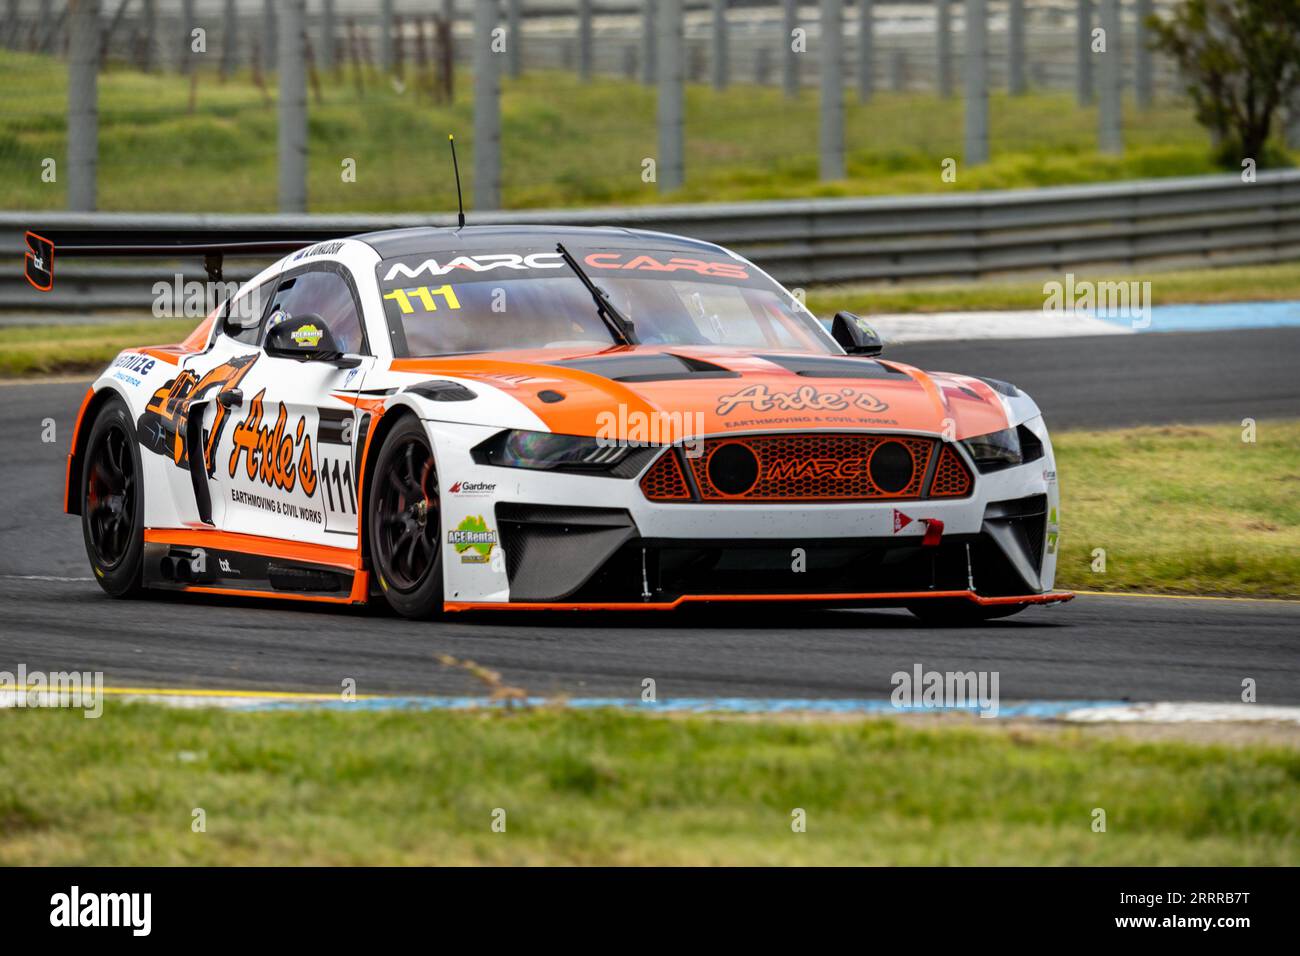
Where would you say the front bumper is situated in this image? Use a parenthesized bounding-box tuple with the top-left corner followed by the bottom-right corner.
(430, 420, 1063, 609)
(445, 591, 1075, 612)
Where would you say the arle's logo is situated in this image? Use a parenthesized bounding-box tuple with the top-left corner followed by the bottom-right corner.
(716, 384, 889, 416)
(227, 389, 318, 496)
(766, 458, 869, 480)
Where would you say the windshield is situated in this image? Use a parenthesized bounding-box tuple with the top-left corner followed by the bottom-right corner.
(376, 246, 837, 356)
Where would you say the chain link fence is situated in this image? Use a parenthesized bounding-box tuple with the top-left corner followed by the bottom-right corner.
(0, 1, 1284, 215)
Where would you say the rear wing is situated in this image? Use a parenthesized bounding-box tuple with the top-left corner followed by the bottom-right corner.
(22, 226, 354, 292)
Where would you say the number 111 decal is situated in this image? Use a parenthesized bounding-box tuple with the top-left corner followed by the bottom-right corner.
(320, 455, 357, 533)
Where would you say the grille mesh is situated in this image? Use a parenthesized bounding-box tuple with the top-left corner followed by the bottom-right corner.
(639, 451, 692, 500)
(692, 434, 935, 501)
(642, 434, 976, 502)
(930, 444, 974, 497)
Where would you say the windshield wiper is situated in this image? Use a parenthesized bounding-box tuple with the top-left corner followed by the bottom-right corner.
(555, 242, 637, 346)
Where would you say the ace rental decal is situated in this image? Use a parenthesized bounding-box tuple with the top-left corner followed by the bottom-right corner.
(448, 515, 498, 564)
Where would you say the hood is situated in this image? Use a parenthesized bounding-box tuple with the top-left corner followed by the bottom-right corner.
(390, 345, 1010, 441)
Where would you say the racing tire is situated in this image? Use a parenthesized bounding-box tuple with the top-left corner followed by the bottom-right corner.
(367, 416, 445, 618)
(906, 600, 1029, 626)
(81, 395, 145, 597)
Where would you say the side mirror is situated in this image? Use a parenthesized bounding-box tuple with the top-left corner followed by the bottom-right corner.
(265, 312, 344, 362)
(831, 311, 883, 356)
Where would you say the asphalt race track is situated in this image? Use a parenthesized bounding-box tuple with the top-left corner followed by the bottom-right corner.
(2, 327, 1297, 703)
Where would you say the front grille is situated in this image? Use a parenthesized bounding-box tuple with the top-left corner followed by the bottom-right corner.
(930, 445, 973, 497)
(639, 452, 692, 500)
(640, 433, 973, 503)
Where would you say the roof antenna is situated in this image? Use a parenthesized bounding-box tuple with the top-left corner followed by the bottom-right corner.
(448, 134, 466, 229)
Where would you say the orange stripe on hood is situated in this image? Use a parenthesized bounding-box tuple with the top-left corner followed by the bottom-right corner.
(391, 347, 1010, 441)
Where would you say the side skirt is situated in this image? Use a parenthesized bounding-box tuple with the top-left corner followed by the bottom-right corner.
(142, 530, 368, 605)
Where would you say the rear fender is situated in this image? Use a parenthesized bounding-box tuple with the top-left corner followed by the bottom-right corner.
(65, 382, 131, 515)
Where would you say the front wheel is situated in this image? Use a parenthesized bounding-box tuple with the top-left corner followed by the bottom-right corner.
(367, 417, 444, 618)
(906, 600, 1029, 626)
(81, 396, 144, 597)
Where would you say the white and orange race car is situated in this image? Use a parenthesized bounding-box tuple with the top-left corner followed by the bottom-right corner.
(34, 224, 1070, 623)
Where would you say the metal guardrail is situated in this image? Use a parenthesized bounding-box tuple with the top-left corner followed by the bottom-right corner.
(4, 171, 1299, 311)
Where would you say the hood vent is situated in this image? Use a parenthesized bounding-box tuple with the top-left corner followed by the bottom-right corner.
(551, 353, 739, 383)
(758, 354, 906, 379)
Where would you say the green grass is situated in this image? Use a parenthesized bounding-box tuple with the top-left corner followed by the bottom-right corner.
(1, 704, 1296, 865)
(2, 48, 1288, 212)
(0, 319, 195, 377)
(1053, 422, 1300, 597)
(806, 261, 1300, 316)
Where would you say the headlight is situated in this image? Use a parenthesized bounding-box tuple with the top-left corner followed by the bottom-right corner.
(958, 425, 1044, 473)
(471, 430, 656, 477)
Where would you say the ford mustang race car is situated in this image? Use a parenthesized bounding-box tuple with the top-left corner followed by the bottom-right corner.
(35, 224, 1070, 623)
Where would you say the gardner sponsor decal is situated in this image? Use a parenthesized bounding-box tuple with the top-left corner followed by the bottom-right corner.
(448, 515, 498, 564)
(448, 480, 497, 497)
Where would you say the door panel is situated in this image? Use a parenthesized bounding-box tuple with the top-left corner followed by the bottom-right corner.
(211, 355, 373, 546)
(200, 260, 376, 546)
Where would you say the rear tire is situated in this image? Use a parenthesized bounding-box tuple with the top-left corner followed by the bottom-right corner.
(906, 600, 1029, 626)
(367, 417, 444, 618)
(81, 396, 144, 597)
